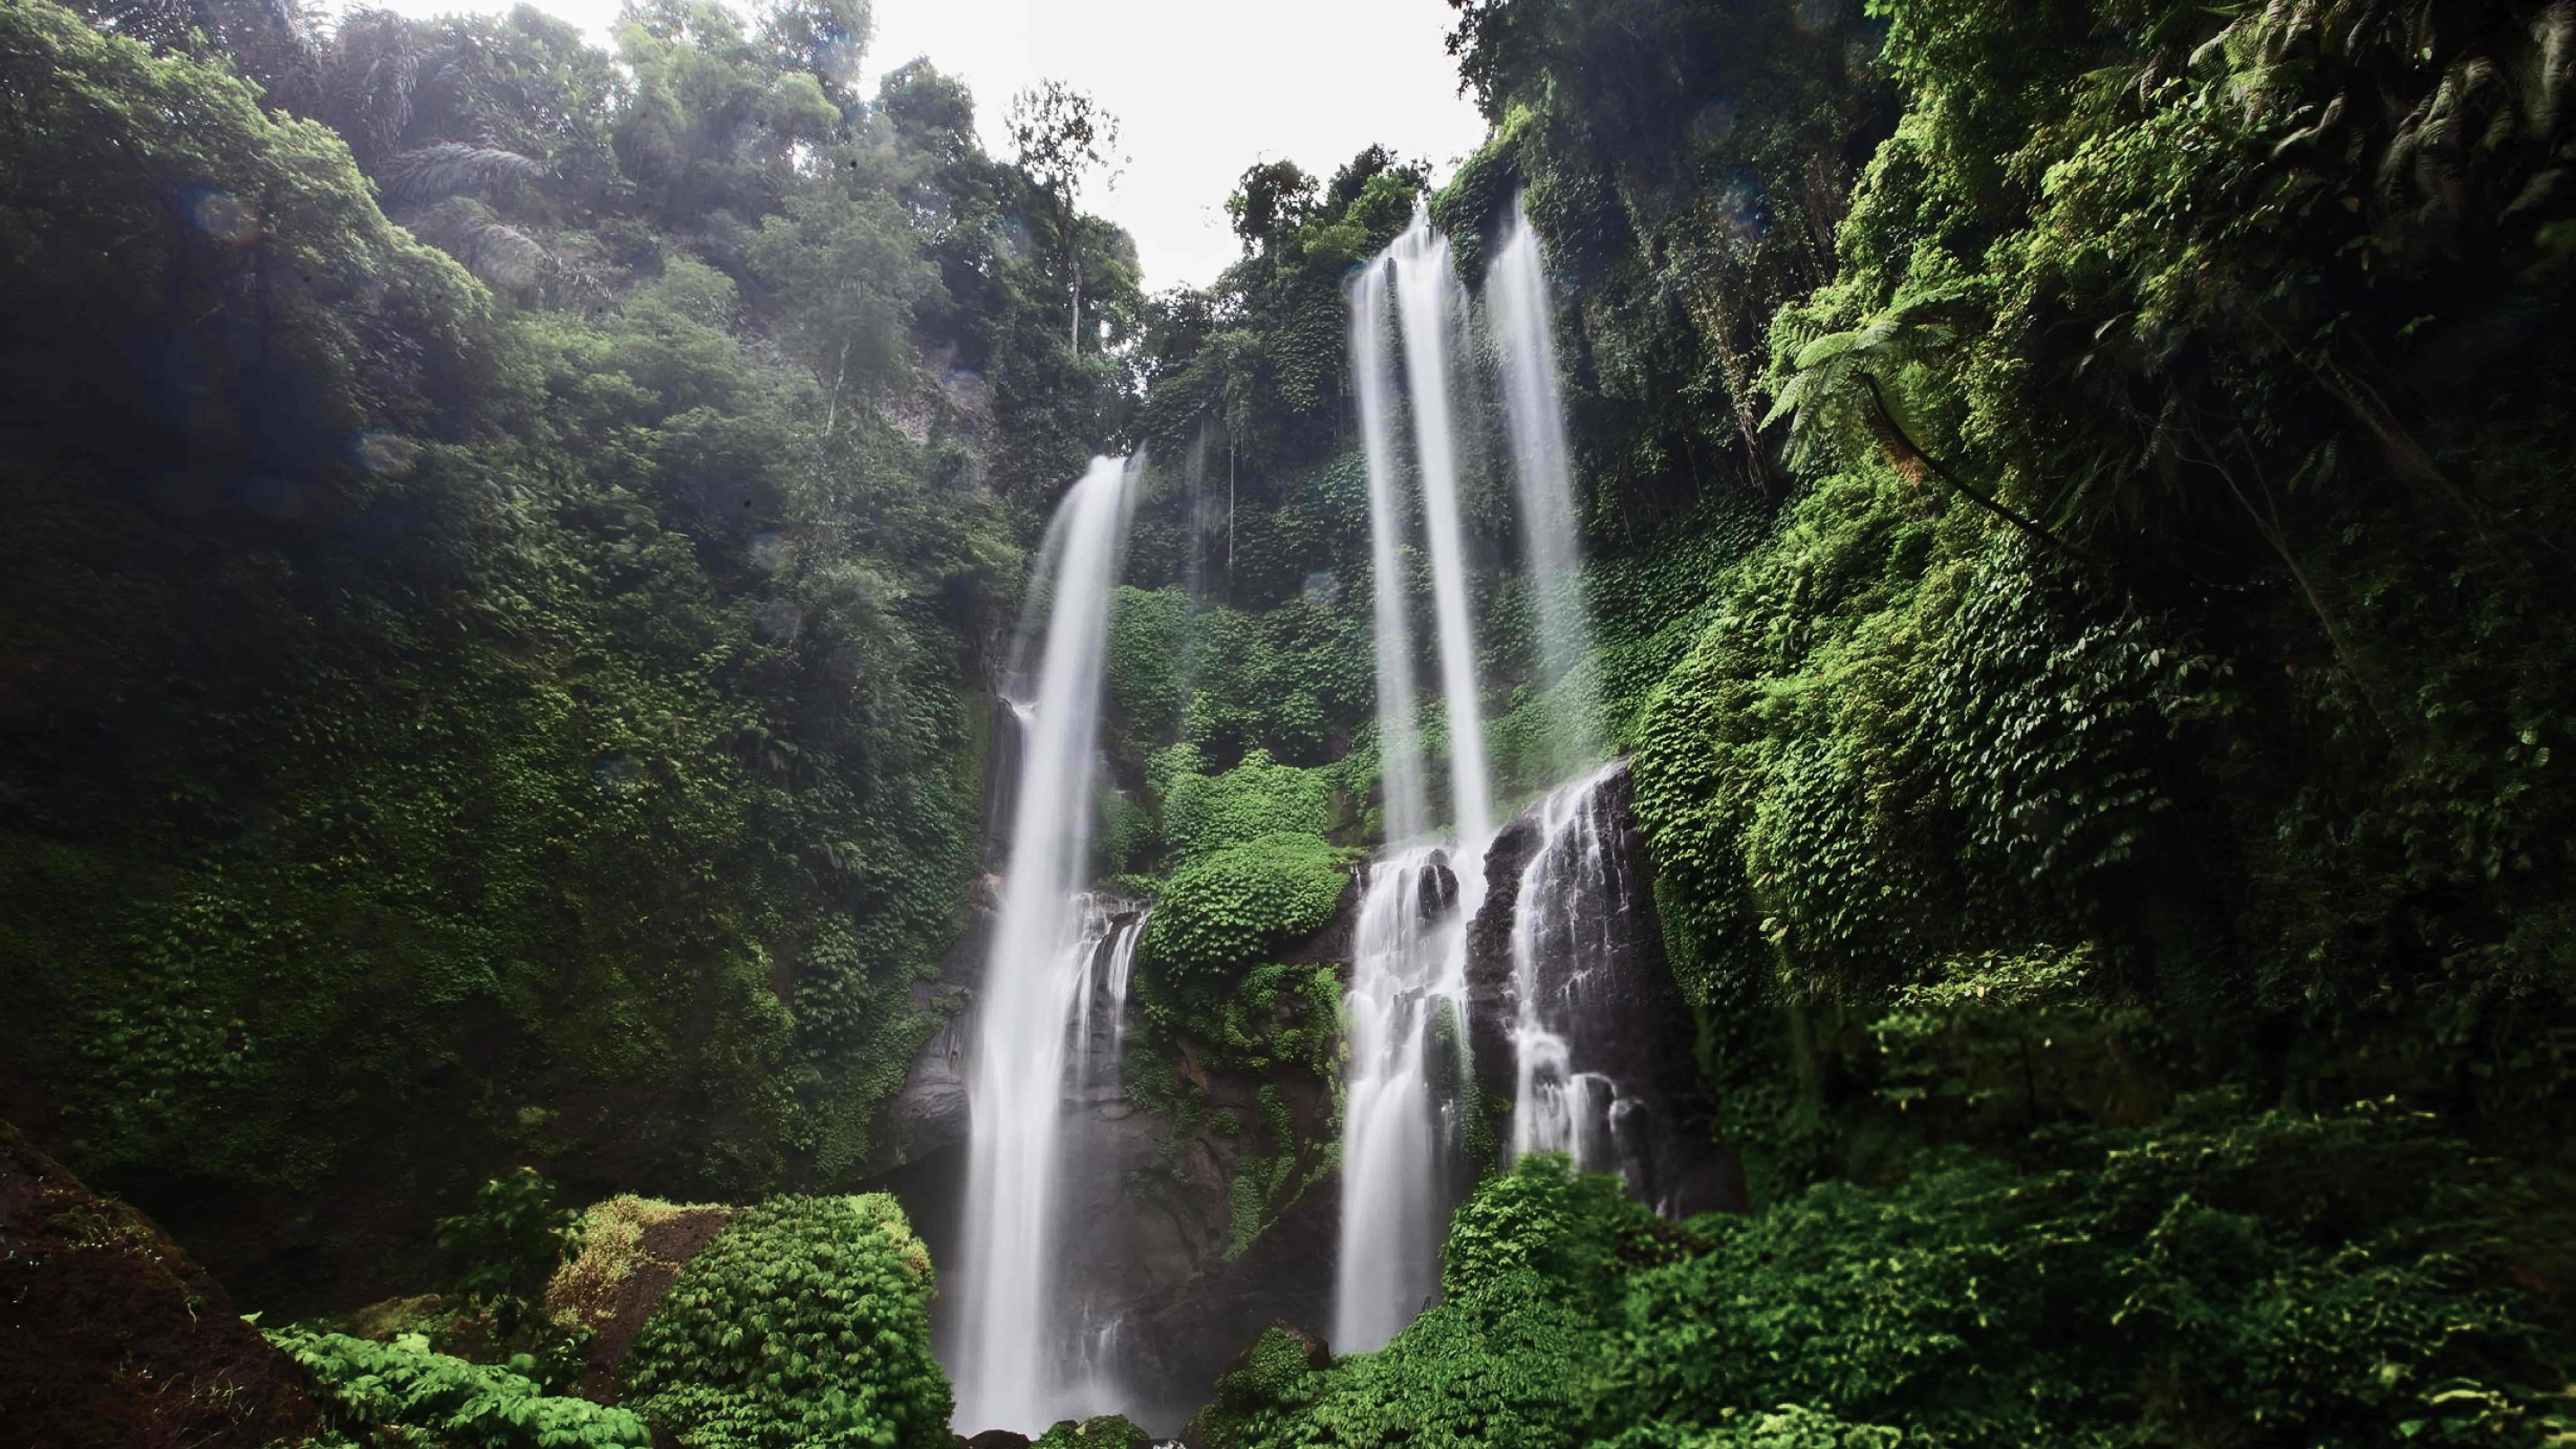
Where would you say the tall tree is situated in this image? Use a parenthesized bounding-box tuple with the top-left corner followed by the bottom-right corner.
(1006, 79, 1121, 351)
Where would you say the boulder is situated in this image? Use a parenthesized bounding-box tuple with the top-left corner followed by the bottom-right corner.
(542, 1194, 740, 1402)
(0, 1120, 322, 1446)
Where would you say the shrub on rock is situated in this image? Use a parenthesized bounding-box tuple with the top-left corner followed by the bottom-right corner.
(622, 1193, 950, 1449)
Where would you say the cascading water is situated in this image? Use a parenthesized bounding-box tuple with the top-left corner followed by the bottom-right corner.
(1489, 199, 1602, 776)
(954, 454, 1139, 1433)
(1352, 240, 1430, 846)
(1507, 763, 1643, 1187)
(1390, 212, 1493, 846)
(1335, 208, 1496, 1354)
(1333, 847, 1469, 1352)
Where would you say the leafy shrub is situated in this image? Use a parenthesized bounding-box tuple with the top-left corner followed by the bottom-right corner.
(1205, 1106, 2572, 1449)
(1160, 750, 1333, 864)
(1186, 1325, 1333, 1449)
(1031, 1413, 1151, 1449)
(1141, 833, 1350, 994)
(1439, 1154, 1679, 1316)
(437, 1167, 582, 1306)
(622, 1194, 950, 1449)
(1604, 1100, 2570, 1447)
(269, 1328, 649, 1448)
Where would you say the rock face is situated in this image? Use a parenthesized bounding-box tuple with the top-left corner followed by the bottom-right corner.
(1465, 761, 1746, 1218)
(883, 758, 1736, 1432)
(0, 1121, 322, 1446)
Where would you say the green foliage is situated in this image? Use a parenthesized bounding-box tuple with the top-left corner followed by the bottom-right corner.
(0, 0, 1142, 1292)
(1160, 750, 1331, 864)
(1142, 834, 1349, 995)
(1601, 1102, 2572, 1447)
(623, 1194, 950, 1449)
(436, 1168, 581, 1305)
(1224, 1158, 1652, 1449)
(1108, 586, 1196, 755)
(1030, 1414, 1150, 1449)
(1439, 1155, 1677, 1317)
(271, 1328, 650, 1448)
(1211, 1109, 2575, 1449)
(1186, 1327, 1332, 1449)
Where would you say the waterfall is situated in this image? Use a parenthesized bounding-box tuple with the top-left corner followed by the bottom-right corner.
(1489, 199, 1602, 776)
(1335, 208, 1495, 1354)
(1352, 248, 1429, 846)
(1333, 847, 1470, 1352)
(954, 455, 1139, 1434)
(1389, 212, 1492, 845)
(1507, 763, 1642, 1188)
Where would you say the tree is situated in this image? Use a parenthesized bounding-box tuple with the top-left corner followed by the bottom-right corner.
(1227, 159, 1316, 256)
(1006, 79, 1121, 351)
(748, 184, 939, 434)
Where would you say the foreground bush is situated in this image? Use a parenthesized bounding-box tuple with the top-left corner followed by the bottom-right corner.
(269, 1329, 648, 1448)
(1212, 1106, 2573, 1448)
(621, 1193, 950, 1449)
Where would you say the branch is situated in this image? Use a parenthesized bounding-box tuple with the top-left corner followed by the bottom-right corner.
(1857, 372, 2094, 568)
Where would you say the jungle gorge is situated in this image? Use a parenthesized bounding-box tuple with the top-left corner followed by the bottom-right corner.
(3, 0, 2574, 1444)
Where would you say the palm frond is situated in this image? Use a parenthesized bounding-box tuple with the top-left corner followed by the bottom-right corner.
(407, 196, 546, 290)
(384, 144, 542, 206)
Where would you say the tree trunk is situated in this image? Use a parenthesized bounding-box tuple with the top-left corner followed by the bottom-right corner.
(825, 335, 849, 438)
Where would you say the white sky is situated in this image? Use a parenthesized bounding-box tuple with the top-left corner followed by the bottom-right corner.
(373, 0, 1493, 289)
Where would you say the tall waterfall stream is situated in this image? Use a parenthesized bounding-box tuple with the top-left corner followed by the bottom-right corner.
(944, 205, 1664, 1423)
(953, 456, 1140, 1433)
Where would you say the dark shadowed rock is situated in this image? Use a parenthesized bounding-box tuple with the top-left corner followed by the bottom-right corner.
(0, 1121, 322, 1446)
(1123, 1160, 1340, 1419)
(1464, 761, 1747, 1218)
(1464, 806, 1547, 1107)
(1416, 850, 1458, 919)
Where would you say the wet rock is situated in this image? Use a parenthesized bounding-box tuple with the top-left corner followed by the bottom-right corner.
(1464, 761, 1747, 1218)
(964, 1429, 1033, 1449)
(1416, 850, 1458, 918)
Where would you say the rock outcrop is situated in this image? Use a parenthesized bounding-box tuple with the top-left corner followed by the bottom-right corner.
(1465, 761, 1746, 1218)
(543, 1194, 741, 1402)
(0, 1121, 322, 1446)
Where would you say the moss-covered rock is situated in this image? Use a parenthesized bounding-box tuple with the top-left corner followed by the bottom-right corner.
(1031, 1413, 1153, 1449)
(1142, 833, 1352, 995)
(621, 1193, 950, 1449)
(544, 1195, 740, 1403)
(1182, 1324, 1332, 1449)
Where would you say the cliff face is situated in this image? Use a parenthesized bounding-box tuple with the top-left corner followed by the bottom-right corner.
(873, 882, 1355, 1435)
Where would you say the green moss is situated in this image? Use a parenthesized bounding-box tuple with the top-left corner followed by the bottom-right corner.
(1141, 834, 1350, 996)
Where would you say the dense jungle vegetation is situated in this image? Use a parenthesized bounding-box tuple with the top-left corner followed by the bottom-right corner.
(5, 0, 2576, 1441)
